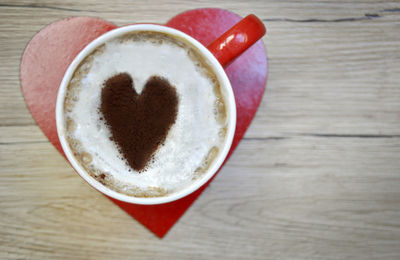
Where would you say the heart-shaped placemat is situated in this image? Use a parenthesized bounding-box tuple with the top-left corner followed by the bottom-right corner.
(20, 8, 267, 238)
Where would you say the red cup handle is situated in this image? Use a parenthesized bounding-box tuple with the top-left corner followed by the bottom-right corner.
(207, 14, 266, 67)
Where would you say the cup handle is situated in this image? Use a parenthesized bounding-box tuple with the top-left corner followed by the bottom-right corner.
(207, 14, 266, 67)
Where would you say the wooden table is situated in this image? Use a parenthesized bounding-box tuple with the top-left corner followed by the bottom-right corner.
(1, 1, 400, 259)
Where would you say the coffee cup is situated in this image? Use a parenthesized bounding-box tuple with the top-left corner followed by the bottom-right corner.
(56, 14, 266, 205)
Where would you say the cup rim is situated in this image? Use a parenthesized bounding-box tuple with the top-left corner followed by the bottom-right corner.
(56, 24, 236, 205)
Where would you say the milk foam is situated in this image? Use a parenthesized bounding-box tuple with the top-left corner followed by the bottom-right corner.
(64, 32, 227, 197)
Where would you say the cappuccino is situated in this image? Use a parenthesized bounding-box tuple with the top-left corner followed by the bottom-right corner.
(62, 31, 228, 197)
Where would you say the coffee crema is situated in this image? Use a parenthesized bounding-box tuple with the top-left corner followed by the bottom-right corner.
(63, 31, 227, 197)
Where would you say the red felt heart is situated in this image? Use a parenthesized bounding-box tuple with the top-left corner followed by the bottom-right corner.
(100, 73, 178, 171)
(20, 9, 267, 238)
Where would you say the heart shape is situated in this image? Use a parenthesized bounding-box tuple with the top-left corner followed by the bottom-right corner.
(100, 73, 178, 171)
(20, 9, 267, 237)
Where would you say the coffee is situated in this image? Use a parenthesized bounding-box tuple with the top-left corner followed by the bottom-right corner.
(62, 31, 228, 197)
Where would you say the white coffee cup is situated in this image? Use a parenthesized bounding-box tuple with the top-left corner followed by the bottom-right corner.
(56, 15, 265, 205)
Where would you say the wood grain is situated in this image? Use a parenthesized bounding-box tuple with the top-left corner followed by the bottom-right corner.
(1, 0, 400, 259)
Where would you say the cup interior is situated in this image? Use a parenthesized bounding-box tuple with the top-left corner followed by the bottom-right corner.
(56, 24, 236, 205)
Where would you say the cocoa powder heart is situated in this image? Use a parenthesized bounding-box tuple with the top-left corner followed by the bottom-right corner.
(100, 73, 178, 171)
